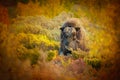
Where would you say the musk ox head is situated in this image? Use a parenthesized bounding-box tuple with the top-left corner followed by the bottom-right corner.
(59, 18, 89, 55)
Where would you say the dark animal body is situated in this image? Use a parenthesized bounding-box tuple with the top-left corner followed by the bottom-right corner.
(59, 18, 89, 55)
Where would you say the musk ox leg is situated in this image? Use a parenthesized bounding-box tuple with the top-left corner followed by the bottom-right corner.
(59, 43, 72, 56)
(59, 48, 63, 55)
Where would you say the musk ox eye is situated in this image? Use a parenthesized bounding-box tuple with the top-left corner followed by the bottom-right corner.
(60, 27, 64, 31)
(75, 27, 80, 31)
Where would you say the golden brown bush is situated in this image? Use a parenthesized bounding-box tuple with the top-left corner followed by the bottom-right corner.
(0, 5, 9, 25)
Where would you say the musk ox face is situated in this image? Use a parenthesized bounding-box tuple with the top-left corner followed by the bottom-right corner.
(60, 26, 79, 55)
(61, 27, 76, 40)
(62, 27, 77, 49)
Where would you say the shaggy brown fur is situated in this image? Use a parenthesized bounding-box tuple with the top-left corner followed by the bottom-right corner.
(59, 18, 89, 55)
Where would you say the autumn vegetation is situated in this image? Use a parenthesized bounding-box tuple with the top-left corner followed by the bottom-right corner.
(0, 0, 120, 80)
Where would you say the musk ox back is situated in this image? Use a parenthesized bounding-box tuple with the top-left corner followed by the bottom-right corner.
(59, 18, 89, 55)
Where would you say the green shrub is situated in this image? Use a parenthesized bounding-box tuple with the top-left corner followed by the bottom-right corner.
(30, 52, 39, 65)
(47, 50, 57, 61)
(72, 51, 80, 59)
(72, 51, 88, 59)
(85, 58, 101, 70)
(18, 48, 40, 65)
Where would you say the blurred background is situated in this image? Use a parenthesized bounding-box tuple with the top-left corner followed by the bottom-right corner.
(0, 0, 120, 80)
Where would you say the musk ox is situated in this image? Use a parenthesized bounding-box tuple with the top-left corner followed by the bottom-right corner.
(59, 18, 89, 55)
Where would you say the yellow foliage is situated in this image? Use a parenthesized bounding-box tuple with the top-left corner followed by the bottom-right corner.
(17, 33, 59, 50)
(61, 57, 72, 67)
(16, 0, 66, 18)
(17, 1, 42, 16)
